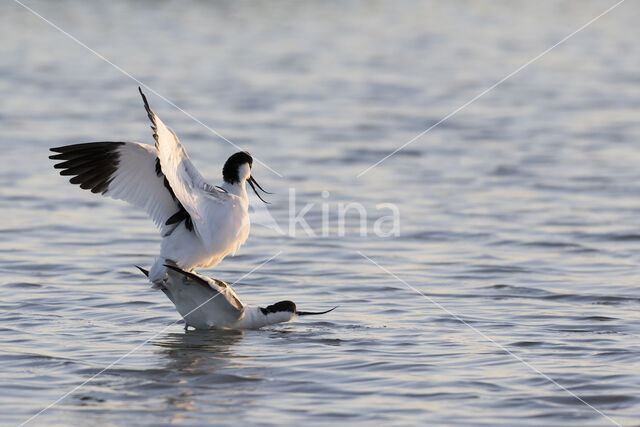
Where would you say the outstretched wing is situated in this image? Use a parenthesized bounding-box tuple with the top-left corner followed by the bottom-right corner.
(49, 141, 183, 235)
(138, 88, 216, 235)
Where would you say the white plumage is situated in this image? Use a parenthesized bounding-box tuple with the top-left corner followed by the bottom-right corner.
(50, 88, 337, 329)
(50, 88, 269, 285)
(100, 142, 180, 235)
(136, 264, 336, 330)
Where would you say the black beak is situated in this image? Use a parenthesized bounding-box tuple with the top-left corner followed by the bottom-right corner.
(296, 306, 338, 316)
(247, 175, 271, 204)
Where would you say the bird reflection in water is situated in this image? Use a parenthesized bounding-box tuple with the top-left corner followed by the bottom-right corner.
(156, 329, 245, 374)
(153, 329, 263, 423)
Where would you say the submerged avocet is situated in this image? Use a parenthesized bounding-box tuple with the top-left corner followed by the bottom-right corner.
(137, 264, 336, 330)
(50, 88, 270, 286)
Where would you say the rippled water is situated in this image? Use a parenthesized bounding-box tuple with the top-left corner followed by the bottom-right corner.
(2, 1, 640, 425)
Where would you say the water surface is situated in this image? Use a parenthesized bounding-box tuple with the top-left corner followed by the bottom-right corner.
(1, 1, 640, 425)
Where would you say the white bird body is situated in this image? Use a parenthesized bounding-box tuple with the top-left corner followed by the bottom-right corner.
(149, 181, 250, 286)
(50, 89, 268, 285)
(139, 265, 335, 330)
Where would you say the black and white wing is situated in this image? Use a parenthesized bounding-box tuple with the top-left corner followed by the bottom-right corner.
(49, 141, 183, 235)
(138, 88, 228, 241)
(163, 265, 245, 328)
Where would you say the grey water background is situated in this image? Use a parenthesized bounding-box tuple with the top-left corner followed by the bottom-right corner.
(1, 1, 640, 425)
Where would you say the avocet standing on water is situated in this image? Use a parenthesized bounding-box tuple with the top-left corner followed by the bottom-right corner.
(136, 264, 336, 330)
(50, 88, 270, 286)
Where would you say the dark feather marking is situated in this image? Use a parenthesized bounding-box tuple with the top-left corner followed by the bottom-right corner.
(60, 160, 116, 177)
(163, 177, 175, 199)
(135, 265, 149, 277)
(81, 176, 108, 192)
(140, 90, 194, 233)
(163, 264, 226, 292)
(69, 170, 102, 187)
(138, 87, 160, 147)
(49, 142, 122, 154)
(49, 148, 116, 161)
(59, 165, 94, 176)
(164, 207, 193, 231)
(260, 300, 296, 315)
(166, 210, 188, 225)
(50, 142, 124, 195)
(222, 151, 253, 184)
(54, 157, 104, 170)
(50, 135, 193, 230)
(136, 265, 170, 293)
(154, 158, 178, 200)
(156, 158, 193, 232)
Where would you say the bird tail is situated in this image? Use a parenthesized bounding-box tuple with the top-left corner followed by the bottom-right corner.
(135, 265, 149, 277)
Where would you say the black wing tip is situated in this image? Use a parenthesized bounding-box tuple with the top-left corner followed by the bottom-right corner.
(297, 306, 339, 316)
(135, 265, 149, 277)
(137, 87, 159, 144)
(48, 142, 122, 195)
(50, 145, 76, 154)
(138, 87, 154, 116)
(138, 86, 148, 107)
(49, 141, 125, 155)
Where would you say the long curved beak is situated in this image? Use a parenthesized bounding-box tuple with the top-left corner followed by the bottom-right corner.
(296, 306, 338, 316)
(247, 175, 271, 204)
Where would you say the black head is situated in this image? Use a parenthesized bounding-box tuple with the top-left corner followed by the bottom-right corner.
(260, 300, 296, 315)
(222, 151, 271, 203)
(222, 151, 253, 184)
